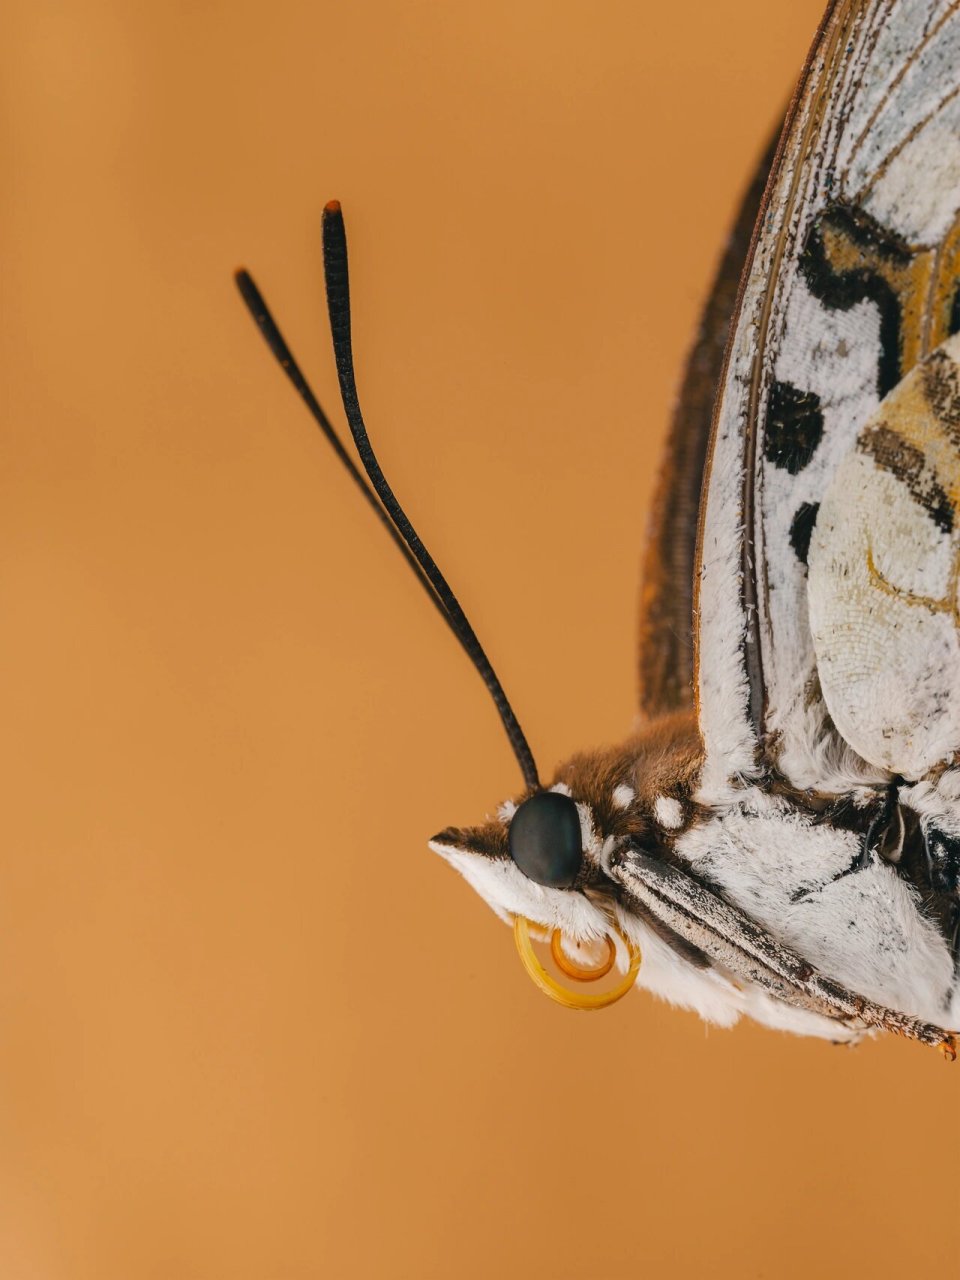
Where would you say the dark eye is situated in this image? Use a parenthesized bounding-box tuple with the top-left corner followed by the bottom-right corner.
(508, 791, 583, 888)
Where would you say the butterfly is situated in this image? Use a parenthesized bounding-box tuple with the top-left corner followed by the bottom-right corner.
(236, 0, 960, 1055)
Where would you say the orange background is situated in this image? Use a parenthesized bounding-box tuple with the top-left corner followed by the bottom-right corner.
(3, 3, 957, 1277)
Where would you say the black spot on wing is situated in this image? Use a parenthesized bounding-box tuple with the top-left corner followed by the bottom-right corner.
(799, 202, 908, 398)
(764, 381, 824, 475)
(789, 501, 819, 566)
(859, 422, 954, 534)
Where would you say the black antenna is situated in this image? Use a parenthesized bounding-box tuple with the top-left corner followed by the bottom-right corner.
(234, 203, 540, 790)
(234, 268, 454, 630)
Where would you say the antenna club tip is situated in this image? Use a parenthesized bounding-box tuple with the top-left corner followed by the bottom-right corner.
(233, 267, 249, 281)
(324, 199, 342, 216)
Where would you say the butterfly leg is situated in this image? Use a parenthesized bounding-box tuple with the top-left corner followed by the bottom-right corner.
(791, 790, 901, 901)
(611, 847, 957, 1052)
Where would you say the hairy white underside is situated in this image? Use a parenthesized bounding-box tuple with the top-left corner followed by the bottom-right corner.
(431, 836, 853, 1037)
(430, 779, 946, 1042)
(432, 752, 960, 1036)
(676, 792, 955, 1026)
(430, 841, 612, 938)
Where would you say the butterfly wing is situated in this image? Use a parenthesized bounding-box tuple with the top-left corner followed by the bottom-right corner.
(637, 131, 777, 720)
(695, 0, 960, 797)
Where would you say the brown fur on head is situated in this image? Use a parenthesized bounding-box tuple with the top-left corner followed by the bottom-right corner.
(429, 711, 705, 929)
(550, 711, 705, 851)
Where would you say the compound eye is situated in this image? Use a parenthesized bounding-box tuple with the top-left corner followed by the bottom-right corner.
(508, 791, 583, 888)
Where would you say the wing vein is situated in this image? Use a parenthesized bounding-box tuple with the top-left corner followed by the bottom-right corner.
(843, 0, 960, 177)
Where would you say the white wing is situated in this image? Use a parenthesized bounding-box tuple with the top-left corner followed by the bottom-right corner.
(695, 0, 960, 799)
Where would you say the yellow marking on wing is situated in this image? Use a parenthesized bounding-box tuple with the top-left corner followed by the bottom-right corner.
(865, 538, 960, 629)
(817, 208, 960, 380)
(924, 209, 960, 353)
(869, 353, 960, 507)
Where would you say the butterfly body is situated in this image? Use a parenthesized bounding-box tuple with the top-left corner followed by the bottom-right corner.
(431, 0, 960, 1049)
(432, 713, 959, 1043)
(240, 1, 960, 1051)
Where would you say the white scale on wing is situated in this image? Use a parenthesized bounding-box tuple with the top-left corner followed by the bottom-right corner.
(835, 0, 957, 182)
(809, 334, 960, 778)
(844, 4, 960, 242)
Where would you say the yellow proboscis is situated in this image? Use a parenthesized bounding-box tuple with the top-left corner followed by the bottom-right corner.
(550, 929, 615, 980)
(513, 915, 642, 1011)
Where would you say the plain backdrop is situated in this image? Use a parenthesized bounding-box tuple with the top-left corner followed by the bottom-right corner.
(2, 2, 956, 1278)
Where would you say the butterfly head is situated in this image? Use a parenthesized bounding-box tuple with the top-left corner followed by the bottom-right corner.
(237, 204, 706, 1011)
(429, 717, 704, 1004)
